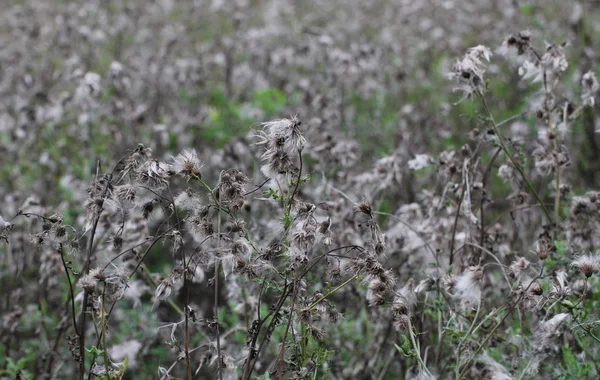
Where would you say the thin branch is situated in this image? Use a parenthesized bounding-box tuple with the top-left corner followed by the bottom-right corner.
(58, 244, 79, 336)
(476, 91, 553, 222)
(449, 184, 467, 267)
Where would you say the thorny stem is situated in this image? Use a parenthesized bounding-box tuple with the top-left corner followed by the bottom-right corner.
(308, 274, 358, 309)
(77, 151, 133, 380)
(101, 288, 110, 380)
(286, 149, 304, 218)
(244, 178, 271, 196)
(485, 203, 551, 230)
(572, 280, 587, 309)
(479, 147, 502, 253)
(248, 150, 305, 378)
(215, 185, 223, 380)
(457, 267, 544, 379)
(528, 44, 563, 237)
(243, 247, 362, 379)
(87, 311, 102, 380)
(569, 309, 600, 344)
(552, 103, 569, 238)
(10, 210, 59, 224)
(193, 173, 226, 379)
(166, 184, 192, 380)
(58, 244, 80, 336)
(449, 184, 467, 267)
(101, 238, 154, 272)
(278, 273, 360, 376)
(476, 91, 553, 223)
(214, 259, 222, 380)
(455, 299, 481, 378)
(242, 285, 292, 380)
(407, 318, 434, 378)
(128, 218, 188, 280)
(277, 280, 298, 379)
(80, 166, 110, 380)
(434, 308, 445, 373)
(372, 211, 437, 262)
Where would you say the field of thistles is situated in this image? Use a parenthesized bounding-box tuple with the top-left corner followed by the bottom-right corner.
(1, 1, 600, 379)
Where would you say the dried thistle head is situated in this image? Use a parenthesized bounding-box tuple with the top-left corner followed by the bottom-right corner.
(415, 277, 436, 293)
(541, 43, 568, 77)
(137, 160, 170, 189)
(570, 254, 599, 278)
(355, 199, 373, 217)
(550, 270, 571, 298)
(299, 307, 313, 324)
(260, 149, 296, 178)
(259, 116, 306, 153)
(500, 29, 532, 55)
(581, 71, 599, 106)
(114, 184, 137, 203)
(533, 313, 569, 355)
(255, 117, 305, 179)
(122, 143, 152, 175)
(310, 326, 326, 342)
(328, 306, 343, 324)
(0, 215, 13, 241)
(51, 222, 68, 242)
(454, 266, 484, 311)
(393, 313, 411, 332)
(153, 279, 173, 309)
(509, 257, 530, 279)
(535, 231, 554, 260)
(189, 207, 214, 238)
(79, 268, 104, 293)
(170, 149, 203, 181)
(449, 45, 492, 101)
(217, 169, 249, 210)
(104, 272, 129, 302)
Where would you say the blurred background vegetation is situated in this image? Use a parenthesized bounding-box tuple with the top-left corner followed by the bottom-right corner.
(1, 0, 600, 378)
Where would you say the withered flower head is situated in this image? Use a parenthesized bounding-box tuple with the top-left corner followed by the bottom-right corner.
(104, 273, 129, 302)
(328, 306, 343, 324)
(310, 326, 326, 342)
(550, 270, 571, 298)
(449, 45, 492, 101)
(509, 257, 530, 278)
(258, 116, 306, 153)
(571, 254, 600, 278)
(393, 314, 411, 332)
(355, 199, 373, 217)
(501, 30, 532, 55)
(137, 160, 170, 189)
(170, 149, 203, 181)
(114, 184, 137, 203)
(582, 71, 599, 106)
(299, 307, 312, 324)
(51, 223, 68, 242)
(79, 268, 104, 293)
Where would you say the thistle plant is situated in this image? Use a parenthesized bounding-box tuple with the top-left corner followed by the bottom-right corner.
(2, 1, 600, 380)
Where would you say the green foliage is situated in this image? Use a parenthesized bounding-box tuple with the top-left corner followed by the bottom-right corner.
(553, 345, 593, 379)
(203, 89, 244, 147)
(253, 88, 286, 114)
(543, 240, 569, 269)
(193, 87, 288, 149)
(0, 349, 35, 379)
(254, 277, 284, 293)
(262, 188, 283, 201)
(394, 335, 412, 358)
